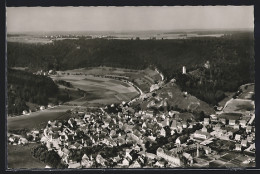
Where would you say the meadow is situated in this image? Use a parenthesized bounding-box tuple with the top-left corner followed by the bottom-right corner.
(223, 99, 254, 114)
(50, 67, 161, 105)
(56, 67, 162, 93)
(8, 144, 45, 169)
(7, 105, 75, 131)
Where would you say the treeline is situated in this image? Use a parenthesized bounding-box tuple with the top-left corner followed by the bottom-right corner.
(8, 69, 59, 115)
(8, 33, 253, 74)
(7, 32, 254, 105)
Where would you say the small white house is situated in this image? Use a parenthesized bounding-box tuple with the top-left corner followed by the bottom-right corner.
(246, 126, 252, 133)
(175, 137, 181, 147)
(235, 134, 241, 141)
(40, 106, 46, 110)
(241, 140, 248, 147)
(229, 120, 236, 126)
(235, 144, 242, 151)
(160, 128, 166, 137)
(18, 138, 28, 145)
(22, 110, 28, 115)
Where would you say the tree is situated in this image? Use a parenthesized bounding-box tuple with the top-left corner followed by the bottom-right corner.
(27, 134, 34, 141)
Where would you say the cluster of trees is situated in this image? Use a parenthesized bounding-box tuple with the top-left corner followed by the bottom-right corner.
(8, 31, 254, 105)
(31, 145, 67, 168)
(8, 69, 58, 115)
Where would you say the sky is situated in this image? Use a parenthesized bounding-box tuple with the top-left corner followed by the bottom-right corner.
(6, 6, 254, 33)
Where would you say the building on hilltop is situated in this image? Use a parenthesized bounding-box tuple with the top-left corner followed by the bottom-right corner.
(204, 61, 210, 69)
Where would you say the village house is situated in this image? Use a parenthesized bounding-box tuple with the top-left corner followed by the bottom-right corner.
(176, 137, 181, 147)
(40, 106, 46, 110)
(204, 118, 210, 125)
(241, 140, 248, 147)
(220, 118, 226, 125)
(212, 123, 223, 131)
(193, 130, 211, 140)
(18, 137, 29, 145)
(235, 134, 241, 141)
(160, 127, 166, 137)
(154, 160, 165, 168)
(234, 124, 240, 129)
(68, 161, 81, 169)
(247, 136, 253, 143)
(183, 152, 193, 165)
(201, 126, 208, 133)
(170, 119, 177, 130)
(246, 126, 252, 133)
(22, 110, 28, 115)
(235, 144, 242, 151)
(239, 120, 247, 128)
(210, 114, 217, 121)
(129, 160, 142, 168)
(229, 119, 236, 126)
(156, 147, 182, 166)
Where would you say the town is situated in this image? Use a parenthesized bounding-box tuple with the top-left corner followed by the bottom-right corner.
(8, 82, 255, 168)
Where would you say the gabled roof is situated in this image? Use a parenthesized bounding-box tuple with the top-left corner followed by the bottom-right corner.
(246, 126, 252, 130)
(170, 119, 177, 128)
(241, 140, 248, 144)
(194, 130, 210, 137)
(133, 130, 142, 137)
(235, 134, 241, 139)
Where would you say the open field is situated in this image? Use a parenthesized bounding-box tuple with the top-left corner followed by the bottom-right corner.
(51, 71, 141, 105)
(209, 151, 255, 168)
(238, 83, 254, 100)
(7, 105, 75, 131)
(8, 144, 45, 169)
(223, 99, 254, 113)
(56, 66, 162, 93)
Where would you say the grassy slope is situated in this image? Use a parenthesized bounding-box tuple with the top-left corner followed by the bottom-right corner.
(8, 144, 45, 169)
(7, 105, 74, 131)
(138, 82, 214, 115)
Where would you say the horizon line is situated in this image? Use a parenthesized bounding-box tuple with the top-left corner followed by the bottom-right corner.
(7, 28, 254, 34)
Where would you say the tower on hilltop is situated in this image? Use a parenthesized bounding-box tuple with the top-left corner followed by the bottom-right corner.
(182, 66, 186, 74)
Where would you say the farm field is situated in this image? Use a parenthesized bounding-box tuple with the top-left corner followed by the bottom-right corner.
(51, 71, 141, 105)
(7, 105, 75, 131)
(223, 99, 254, 113)
(8, 144, 45, 169)
(56, 66, 162, 93)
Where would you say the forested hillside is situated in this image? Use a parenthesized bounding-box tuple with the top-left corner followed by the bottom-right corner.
(7, 31, 254, 106)
(7, 69, 59, 115)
